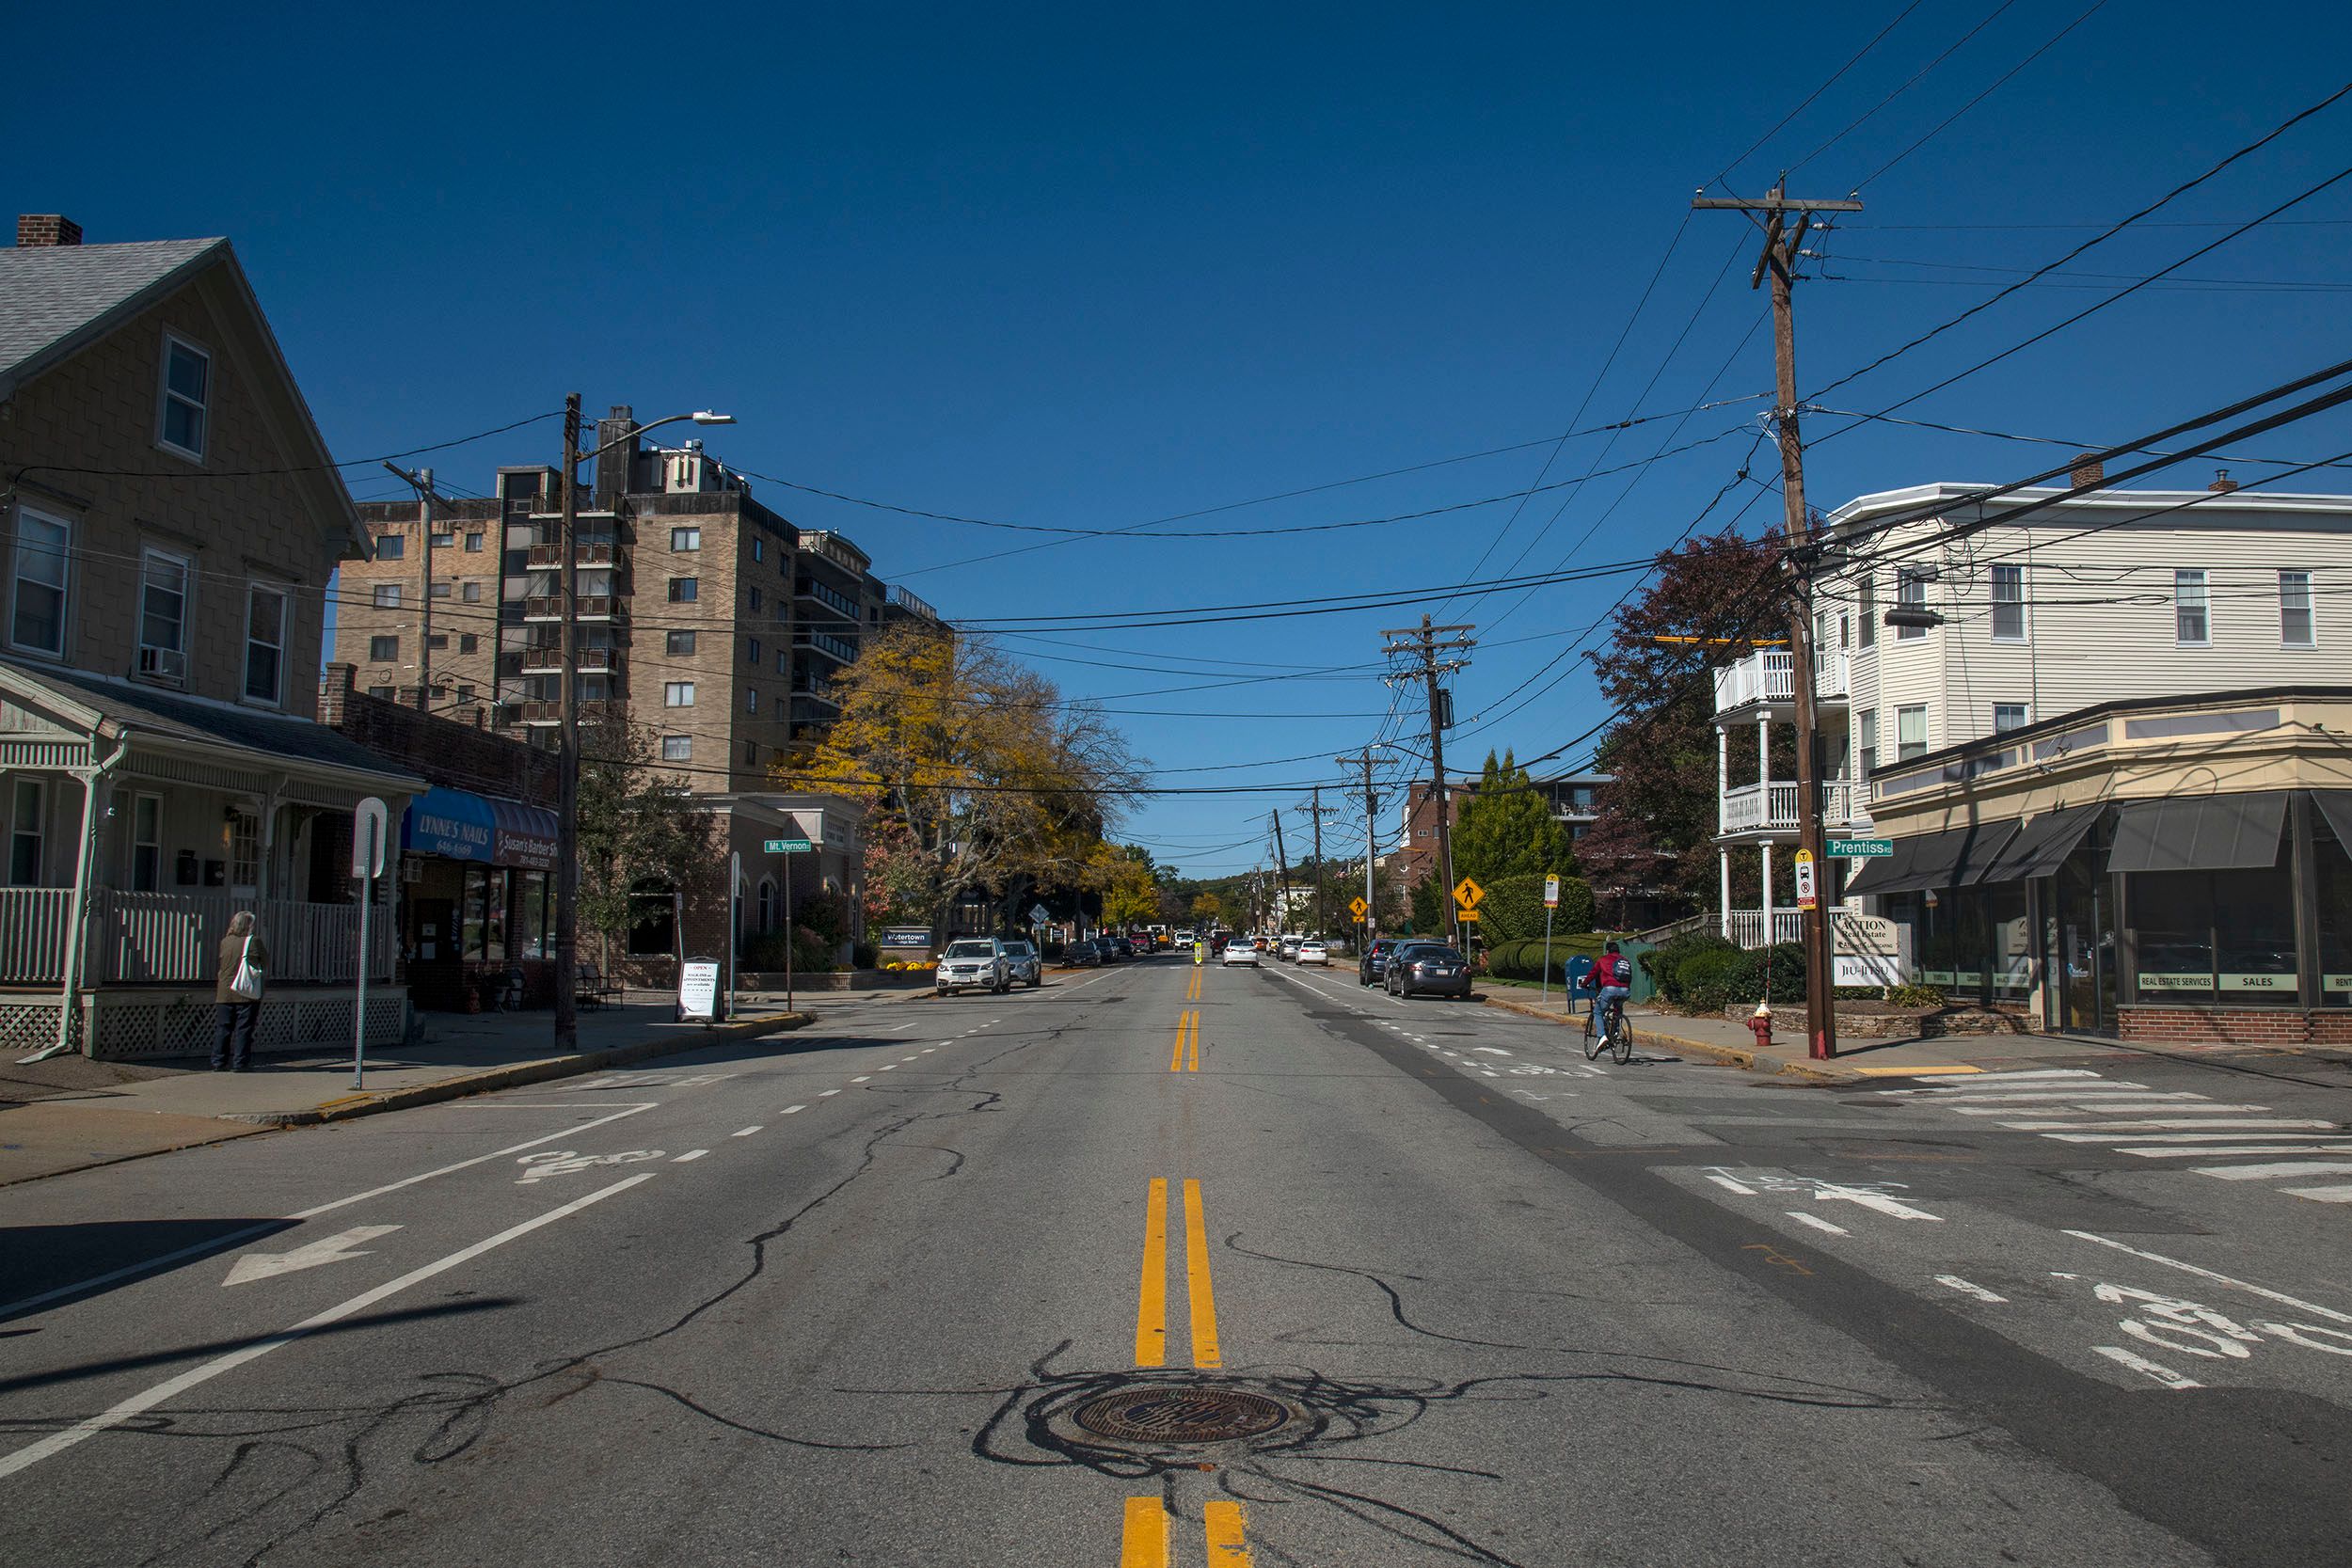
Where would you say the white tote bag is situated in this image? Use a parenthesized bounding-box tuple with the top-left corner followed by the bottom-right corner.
(230, 935, 265, 1000)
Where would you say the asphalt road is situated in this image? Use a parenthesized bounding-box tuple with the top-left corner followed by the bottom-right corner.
(4, 955, 2349, 1565)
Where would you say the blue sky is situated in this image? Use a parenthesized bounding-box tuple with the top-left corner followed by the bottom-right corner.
(18, 2, 2352, 878)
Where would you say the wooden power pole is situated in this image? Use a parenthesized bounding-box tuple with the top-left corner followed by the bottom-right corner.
(1383, 616, 1474, 948)
(1693, 178, 1863, 1061)
(1334, 747, 1388, 944)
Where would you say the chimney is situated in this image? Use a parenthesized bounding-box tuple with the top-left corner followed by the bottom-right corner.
(2068, 453, 2104, 489)
(2209, 468, 2239, 493)
(17, 214, 83, 247)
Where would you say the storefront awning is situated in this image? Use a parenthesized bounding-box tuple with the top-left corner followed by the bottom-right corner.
(402, 786, 559, 871)
(2106, 791, 2287, 874)
(2312, 790, 2352, 852)
(1978, 803, 2104, 884)
(1846, 819, 2019, 895)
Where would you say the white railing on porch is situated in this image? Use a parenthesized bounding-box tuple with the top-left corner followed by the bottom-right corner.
(0, 888, 75, 983)
(0, 889, 395, 986)
(1723, 904, 1860, 951)
(1711, 648, 1851, 714)
(1719, 780, 1856, 833)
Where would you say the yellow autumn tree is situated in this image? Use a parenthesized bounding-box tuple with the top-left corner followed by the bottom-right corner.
(774, 624, 1140, 932)
(1094, 843, 1161, 928)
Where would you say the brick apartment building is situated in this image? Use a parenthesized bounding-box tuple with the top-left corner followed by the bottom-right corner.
(1397, 770, 1608, 885)
(332, 406, 942, 791)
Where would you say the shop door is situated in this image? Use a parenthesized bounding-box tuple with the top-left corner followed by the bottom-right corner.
(2048, 861, 2117, 1036)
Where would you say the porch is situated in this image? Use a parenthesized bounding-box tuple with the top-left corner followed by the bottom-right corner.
(1712, 647, 1850, 715)
(1719, 780, 1860, 834)
(0, 887, 395, 985)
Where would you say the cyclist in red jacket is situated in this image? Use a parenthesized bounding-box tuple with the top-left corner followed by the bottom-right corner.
(1592, 941, 1632, 1041)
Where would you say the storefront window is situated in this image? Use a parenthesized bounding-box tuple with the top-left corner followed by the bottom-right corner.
(1987, 883, 2031, 1001)
(2318, 816, 2352, 1008)
(2129, 847, 2298, 1005)
(516, 871, 551, 959)
(461, 865, 489, 959)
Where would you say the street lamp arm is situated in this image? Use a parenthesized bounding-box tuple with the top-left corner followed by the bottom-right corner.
(578, 409, 734, 466)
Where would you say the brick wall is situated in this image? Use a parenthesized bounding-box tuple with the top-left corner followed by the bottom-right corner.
(340, 498, 504, 712)
(320, 665, 557, 803)
(2119, 1005, 2352, 1047)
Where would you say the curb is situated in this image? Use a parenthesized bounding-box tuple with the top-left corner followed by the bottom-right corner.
(1478, 993, 1849, 1084)
(228, 1011, 818, 1127)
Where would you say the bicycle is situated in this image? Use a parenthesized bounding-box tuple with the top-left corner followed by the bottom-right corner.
(1583, 991, 1633, 1065)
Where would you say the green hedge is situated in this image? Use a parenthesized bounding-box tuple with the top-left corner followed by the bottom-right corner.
(1478, 874, 1595, 943)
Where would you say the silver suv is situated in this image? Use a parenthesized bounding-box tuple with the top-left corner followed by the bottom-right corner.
(1001, 940, 1043, 989)
(936, 938, 1010, 996)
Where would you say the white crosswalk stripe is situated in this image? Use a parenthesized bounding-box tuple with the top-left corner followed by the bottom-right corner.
(1874, 1067, 2348, 1205)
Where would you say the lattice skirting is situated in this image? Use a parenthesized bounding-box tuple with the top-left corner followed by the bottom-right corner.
(0, 988, 410, 1061)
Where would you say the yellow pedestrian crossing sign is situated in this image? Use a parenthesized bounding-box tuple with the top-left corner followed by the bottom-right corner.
(1349, 895, 1368, 919)
(1454, 877, 1484, 911)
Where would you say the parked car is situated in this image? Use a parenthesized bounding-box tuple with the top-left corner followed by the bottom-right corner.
(1221, 938, 1262, 967)
(936, 938, 1010, 995)
(1001, 939, 1042, 988)
(1067, 939, 1102, 967)
(1278, 935, 1304, 961)
(1386, 942, 1471, 999)
(1359, 938, 1400, 987)
(1296, 939, 1330, 966)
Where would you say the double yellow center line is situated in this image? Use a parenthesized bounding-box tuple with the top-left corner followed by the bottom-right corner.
(1120, 1497, 1253, 1565)
(1134, 1178, 1220, 1368)
(1169, 1010, 1200, 1072)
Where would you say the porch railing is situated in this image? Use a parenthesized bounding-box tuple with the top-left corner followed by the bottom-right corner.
(1712, 649, 1851, 714)
(0, 890, 395, 986)
(1723, 904, 1861, 950)
(1720, 780, 1856, 833)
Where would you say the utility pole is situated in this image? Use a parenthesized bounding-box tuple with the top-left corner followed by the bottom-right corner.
(1270, 810, 1292, 935)
(1335, 747, 1387, 943)
(552, 393, 584, 1053)
(380, 462, 443, 711)
(1304, 785, 1332, 938)
(1693, 178, 1863, 1062)
(1383, 616, 1474, 948)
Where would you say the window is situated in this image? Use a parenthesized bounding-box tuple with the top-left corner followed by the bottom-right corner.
(426, 634, 449, 650)
(1990, 565, 2026, 641)
(664, 681, 695, 706)
(228, 808, 260, 891)
(9, 507, 72, 656)
(129, 794, 163, 892)
(8, 778, 45, 885)
(2281, 569, 2314, 647)
(1857, 574, 1876, 649)
(375, 532, 405, 561)
(671, 527, 702, 552)
(1858, 709, 1878, 779)
(746, 686, 760, 715)
(429, 580, 452, 599)
(753, 538, 766, 563)
(430, 531, 453, 549)
(373, 583, 402, 609)
(457, 685, 476, 702)
(669, 578, 699, 602)
(244, 585, 286, 705)
(464, 532, 485, 552)
(1897, 705, 1929, 761)
(458, 633, 478, 654)
(136, 548, 189, 681)
(157, 333, 210, 458)
(666, 630, 696, 656)
(461, 580, 482, 603)
(370, 635, 399, 662)
(2175, 569, 2209, 645)
(775, 649, 788, 674)
(1896, 570, 1930, 640)
(660, 735, 692, 762)
(748, 637, 762, 664)
(743, 739, 758, 766)
(368, 684, 395, 701)
(1994, 703, 2029, 734)
(749, 587, 763, 613)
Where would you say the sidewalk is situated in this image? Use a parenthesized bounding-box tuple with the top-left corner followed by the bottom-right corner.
(1480, 990, 2144, 1082)
(0, 996, 817, 1190)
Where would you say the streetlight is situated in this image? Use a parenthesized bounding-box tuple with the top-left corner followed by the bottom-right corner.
(553, 398, 736, 1052)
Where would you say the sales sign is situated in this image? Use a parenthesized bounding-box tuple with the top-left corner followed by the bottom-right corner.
(677, 960, 721, 1021)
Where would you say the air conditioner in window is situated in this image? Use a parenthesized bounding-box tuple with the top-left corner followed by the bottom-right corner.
(136, 647, 185, 681)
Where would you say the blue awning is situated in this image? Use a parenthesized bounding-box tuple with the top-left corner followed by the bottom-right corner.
(403, 786, 558, 871)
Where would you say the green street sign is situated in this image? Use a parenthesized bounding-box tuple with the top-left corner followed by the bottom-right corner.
(1828, 837, 1893, 858)
(763, 838, 814, 854)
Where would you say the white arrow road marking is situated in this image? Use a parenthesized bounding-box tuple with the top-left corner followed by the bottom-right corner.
(1813, 1182, 1943, 1222)
(1786, 1212, 1850, 1236)
(224, 1226, 401, 1288)
(0, 1174, 653, 1481)
(2093, 1345, 2202, 1390)
(2065, 1230, 2352, 1325)
(1934, 1275, 2009, 1304)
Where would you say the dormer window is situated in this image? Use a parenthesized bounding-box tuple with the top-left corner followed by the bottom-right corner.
(157, 333, 211, 460)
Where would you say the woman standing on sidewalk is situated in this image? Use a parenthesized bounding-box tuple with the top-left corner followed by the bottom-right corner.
(213, 911, 268, 1071)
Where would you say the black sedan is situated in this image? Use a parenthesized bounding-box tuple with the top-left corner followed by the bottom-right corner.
(1385, 942, 1472, 999)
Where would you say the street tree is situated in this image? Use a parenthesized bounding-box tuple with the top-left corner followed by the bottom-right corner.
(1190, 892, 1224, 928)
(576, 716, 724, 969)
(1451, 749, 1572, 887)
(778, 625, 1141, 934)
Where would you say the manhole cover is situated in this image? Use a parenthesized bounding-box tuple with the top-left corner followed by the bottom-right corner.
(1072, 1386, 1292, 1445)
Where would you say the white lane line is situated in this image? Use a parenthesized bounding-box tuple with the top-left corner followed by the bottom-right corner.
(291, 1102, 659, 1222)
(2126, 1144, 2352, 1159)
(885, 1022, 917, 1032)
(1786, 1211, 1850, 1236)
(1916, 1088, 2180, 1103)
(1471, 1047, 1511, 1056)
(1704, 1173, 1756, 1195)
(1934, 1275, 2008, 1304)
(2065, 1230, 2352, 1326)
(879, 1065, 898, 1072)
(781, 1105, 806, 1115)
(2001, 1118, 2333, 1132)
(2283, 1184, 2352, 1202)
(900, 1056, 919, 1062)
(0, 1174, 654, 1480)
(732, 1127, 762, 1137)
(672, 1149, 708, 1163)
(1815, 1183, 1944, 1222)
(2186, 1158, 2352, 1179)
(2041, 1131, 2342, 1144)
(2093, 1345, 2202, 1390)
(819, 1089, 841, 1097)
(1946, 1101, 2268, 1117)
(1914, 1069, 2104, 1083)
(850, 1075, 871, 1083)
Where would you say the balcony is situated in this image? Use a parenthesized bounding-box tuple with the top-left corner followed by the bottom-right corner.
(796, 631, 858, 664)
(522, 594, 618, 622)
(521, 645, 616, 673)
(526, 539, 620, 569)
(1713, 648, 1850, 716)
(795, 578, 861, 620)
(1719, 780, 1859, 835)
(512, 698, 621, 726)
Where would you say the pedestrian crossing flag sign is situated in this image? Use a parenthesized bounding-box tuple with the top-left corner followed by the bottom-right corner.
(1454, 877, 1484, 911)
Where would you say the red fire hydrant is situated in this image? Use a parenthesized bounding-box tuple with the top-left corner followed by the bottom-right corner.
(1748, 1001, 1773, 1050)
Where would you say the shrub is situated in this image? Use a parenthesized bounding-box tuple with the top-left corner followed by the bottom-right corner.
(1883, 982, 1946, 1009)
(1650, 930, 1740, 1006)
(1677, 947, 1761, 1013)
(850, 940, 878, 970)
(1477, 874, 1594, 942)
